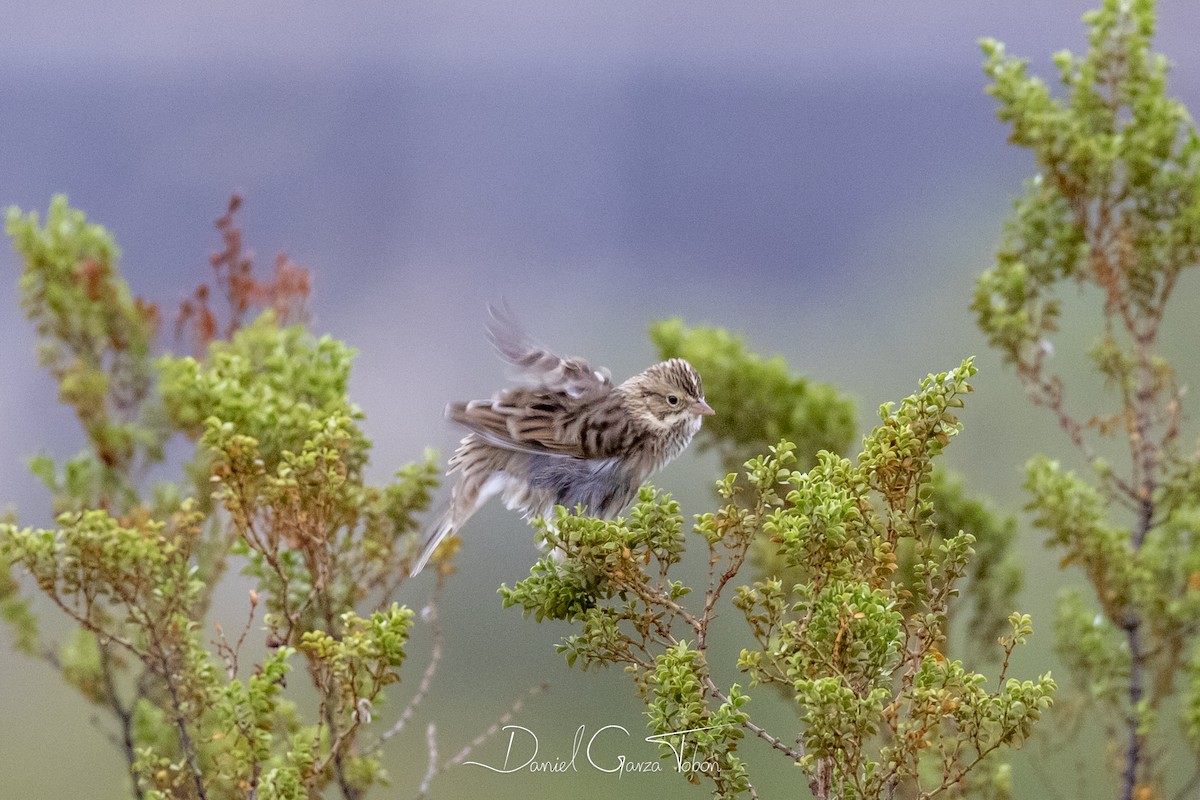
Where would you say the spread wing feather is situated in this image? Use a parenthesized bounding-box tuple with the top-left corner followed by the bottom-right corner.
(486, 302, 611, 398)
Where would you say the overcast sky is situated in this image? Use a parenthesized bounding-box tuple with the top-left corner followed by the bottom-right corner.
(6, 2, 1198, 75)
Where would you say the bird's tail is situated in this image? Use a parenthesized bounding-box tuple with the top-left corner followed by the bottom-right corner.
(409, 508, 456, 577)
(410, 456, 508, 577)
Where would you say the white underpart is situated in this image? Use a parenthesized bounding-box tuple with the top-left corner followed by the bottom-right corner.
(482, 470, 564, 558)
(476, 472, 512, 511)
(480, 470, 551, 517)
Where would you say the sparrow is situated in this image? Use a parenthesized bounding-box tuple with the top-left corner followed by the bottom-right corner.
(410, 305, 714, 575)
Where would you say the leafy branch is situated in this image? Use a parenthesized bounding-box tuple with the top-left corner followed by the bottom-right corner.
(978, 1, 1200, 797)
(503, 358, 1055, 799)
(0, 196, 475, 800)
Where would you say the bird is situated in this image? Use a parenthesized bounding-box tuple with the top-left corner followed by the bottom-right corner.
(409, 305, 714, 576)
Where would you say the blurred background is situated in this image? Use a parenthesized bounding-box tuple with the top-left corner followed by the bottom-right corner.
(3, 1, 1200, 797)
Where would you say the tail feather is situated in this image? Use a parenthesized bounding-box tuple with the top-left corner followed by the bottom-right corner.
(409, 509, 456, 576)
(409, 469, 509, 576)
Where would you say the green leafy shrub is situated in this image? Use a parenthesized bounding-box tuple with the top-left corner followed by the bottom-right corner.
(1, 197, 437, 800)
(503, 359, 1055, 799)
(978, 1, 1200, 796)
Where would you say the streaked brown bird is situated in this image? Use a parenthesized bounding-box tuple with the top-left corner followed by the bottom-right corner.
(410, 305, 714, 575)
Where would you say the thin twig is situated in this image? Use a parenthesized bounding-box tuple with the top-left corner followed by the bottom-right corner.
(162, 666, 208, 800)
(377, 575, 446, 747)
(700, 674, 802, 761)
(98, 643, 146, 800)
(214, 589, 259, 680)
(443, 683, 550, 769)
(416, 723, 438, 800)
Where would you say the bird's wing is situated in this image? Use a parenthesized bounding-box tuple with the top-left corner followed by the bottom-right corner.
(446, 388, 604, 458)
(486, 302, 612, 398)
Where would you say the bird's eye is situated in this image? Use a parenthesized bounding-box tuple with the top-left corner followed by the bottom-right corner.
(666, 394, 679, 406)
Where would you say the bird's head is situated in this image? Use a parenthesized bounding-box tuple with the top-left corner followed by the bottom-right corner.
(620, 358, 714, 434)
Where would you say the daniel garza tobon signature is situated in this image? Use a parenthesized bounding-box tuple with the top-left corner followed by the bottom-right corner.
(464, 723, 728, 778)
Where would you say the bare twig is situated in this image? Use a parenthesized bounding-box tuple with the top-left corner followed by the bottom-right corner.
(213, 589, 259, 680)
(161, 662, 208, 800)
(443, 683, 550, 769)
(98, 644, 146, 800)
(377, 576, 446, 747)
(416, 723, 438, 800)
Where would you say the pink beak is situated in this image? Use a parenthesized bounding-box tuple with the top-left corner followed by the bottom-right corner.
(693, 398, 715, 417)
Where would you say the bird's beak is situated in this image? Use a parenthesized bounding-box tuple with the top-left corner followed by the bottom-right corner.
(694, 398, 715, 417)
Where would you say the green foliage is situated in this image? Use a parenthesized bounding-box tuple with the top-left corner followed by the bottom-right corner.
(504, 359, 1055, 798)
(160, 314, 361, 464)
(159, 316, 440, 644)
(1053, 589, 1127, 705)
(977, 0, 1200, 363)
(925, 471, 1023, 656)
(647, 642, 752, 795)
(654, 319, 1022, 659)
(0, 550, 39, 655)
(2, 197, 437, 800)
(7, 195, 166, 513)
(978, 1, 1200, 796)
